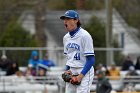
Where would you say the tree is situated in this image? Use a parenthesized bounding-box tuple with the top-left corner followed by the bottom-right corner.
(85, 16, 124, 66)
(84, 16, 106, 65)
(0, 20, 37, 66)
(34, 0, 47, 47)
(0, 20, 36, 47)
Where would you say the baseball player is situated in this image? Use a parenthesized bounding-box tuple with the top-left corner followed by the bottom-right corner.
(60, 10, 95, 93)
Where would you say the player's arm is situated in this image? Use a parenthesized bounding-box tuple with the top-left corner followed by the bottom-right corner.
(81, 55, 95, 75)
(74, 34, 95, 82)
(70, 55, 95, 84)
(77, 55, 95, 79)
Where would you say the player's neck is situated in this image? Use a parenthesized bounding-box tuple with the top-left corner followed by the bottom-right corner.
(69, 26, 80, 37)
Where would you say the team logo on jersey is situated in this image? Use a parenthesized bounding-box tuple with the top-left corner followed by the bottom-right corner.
(66, 43, 80, 51)
(65, 11, 69, 15)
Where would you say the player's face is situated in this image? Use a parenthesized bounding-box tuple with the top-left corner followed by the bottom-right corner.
(63, 18, 78, 31)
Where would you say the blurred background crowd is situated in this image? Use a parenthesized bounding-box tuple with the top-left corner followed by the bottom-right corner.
(0, 51, 140, 93)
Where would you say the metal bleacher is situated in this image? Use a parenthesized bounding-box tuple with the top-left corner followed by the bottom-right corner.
(0, 67, 64, 93)
(0, 75, 59, 93)
(0, 67, 140, 93)
(90, 69, 140, 92)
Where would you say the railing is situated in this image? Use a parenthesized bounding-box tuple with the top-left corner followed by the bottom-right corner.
(0, 75, 140, 93)
(0, 47, 125, 66)
(1, 66, 140, 93)
(91, 75, 140, 92)
(0, 75, 61, 93)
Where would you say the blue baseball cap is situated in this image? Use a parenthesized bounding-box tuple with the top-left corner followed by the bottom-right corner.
(60, 10, 79, 20)
(31, 50, 38, 56)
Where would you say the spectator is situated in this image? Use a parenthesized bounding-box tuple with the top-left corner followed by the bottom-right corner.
(39, 54, 55, 68)
(123, 83, 136, 92)
(0, 55, 11, 72)
(12, 71, 28, 84)
(96, 64, 109, 76)
(96, 64, 104, 73)
(96, 64, 103, 70)
(103, 65, 110, 76)
(108, 64, 120, 80)
(126, 66, 139, 76)
(36, 68, 48, 93)
(122, 56, 134, 71)
(38, 67, 47, 77)
(28, 50, 42, 71)
(6, 62, 19, 76)
(15, 70, 23, 77)
(35, 67, 48, 84)
(124, 66, 139, 86)
(135, 56, 140, 70)
(25, 67, 36, 76)
(96, 70, 112, 93)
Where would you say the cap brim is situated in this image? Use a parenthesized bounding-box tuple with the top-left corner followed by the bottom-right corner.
(60, 16, 65, 20)
(60, 16, 76, 20)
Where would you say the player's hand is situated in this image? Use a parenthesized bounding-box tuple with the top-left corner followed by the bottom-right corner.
(70, 74, 84, 85)
(77, 73, 84, 82)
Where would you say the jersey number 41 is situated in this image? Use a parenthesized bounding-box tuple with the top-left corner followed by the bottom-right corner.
(74, 53, 80, 60)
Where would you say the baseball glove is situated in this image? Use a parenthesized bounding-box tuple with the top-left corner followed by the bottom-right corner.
(62, 72, 81, 85)
(62, 72, 72, 82)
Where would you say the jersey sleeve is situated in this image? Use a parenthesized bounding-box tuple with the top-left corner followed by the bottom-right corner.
(63, 37, 67, 55)
(82, 34, 94, 56)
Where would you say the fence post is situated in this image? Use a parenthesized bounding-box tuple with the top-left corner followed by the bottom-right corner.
(39, 50, 43, 60)
(2, 49, 6, 56)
